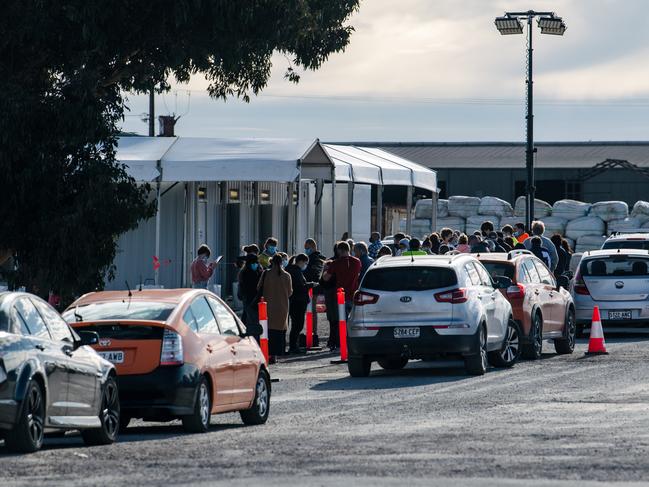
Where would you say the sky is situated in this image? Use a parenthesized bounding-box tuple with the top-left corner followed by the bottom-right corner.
(120, 0, 649, 142)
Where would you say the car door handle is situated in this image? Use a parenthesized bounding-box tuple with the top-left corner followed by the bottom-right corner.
(477, 294, 483, 299)
(534, 290, 540, 295)
(206, 345, 213, 353)
(549, 292, 555, 297)
(230, 347, 237, 355)
(35, 344, 46, 351)
(63, 348, 73, 357)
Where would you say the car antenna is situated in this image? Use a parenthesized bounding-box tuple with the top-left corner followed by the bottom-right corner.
(125, 280, 132, 298)
(74, 306, 83, 323)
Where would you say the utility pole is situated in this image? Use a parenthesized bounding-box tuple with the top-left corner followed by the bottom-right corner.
(525, 14, 534, 231)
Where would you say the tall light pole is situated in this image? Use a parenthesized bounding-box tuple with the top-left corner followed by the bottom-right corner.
(495, 11, 566, 231)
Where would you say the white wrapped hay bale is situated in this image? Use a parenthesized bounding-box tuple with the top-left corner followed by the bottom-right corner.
(514, 196, 552, 218)
(565, 216, 605, 241)
(631, 201, 649, 222)
(575, 235, 607, 253)
(642, 221, 649, 229)
(411, 219, 433, 239)
(465, 215, 500, 236)
(537, 216, 568, 236)
(437, 199, 449, 218)
(414, 199, 433, 219)
(479, 196, 513, 217)
(552, 199, 591, 220)
(607, 217, 644, 233)
(589, 201, 628, 222)
(436, 216, 465, 233)
(448, 196, 481, 218)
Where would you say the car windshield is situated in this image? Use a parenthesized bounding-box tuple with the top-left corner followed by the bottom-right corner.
(602, 240, 649, 251)
(580, 256, 649, 277)
(62, 301, 176, 323)
(362, 266, 457, 291)
(480, 262, 516, 281)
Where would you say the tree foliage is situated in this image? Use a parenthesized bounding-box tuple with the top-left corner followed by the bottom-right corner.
(0, 0, 359, 298)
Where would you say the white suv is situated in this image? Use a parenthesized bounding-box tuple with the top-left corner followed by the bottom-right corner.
(602, 232, 649, 251)
(347, 255, 520, 377)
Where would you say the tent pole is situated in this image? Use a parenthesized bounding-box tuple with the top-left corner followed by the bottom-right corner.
(376, 184, 383, 237)
(181, 183, 188, 287)
(347, 182, 354, 240)
(331, 178, 337, 245)
(315, 179, 323, 249)
(154, 181, 161, 286)
(406, 186, 413, 236)
(431, 190, 437, 236)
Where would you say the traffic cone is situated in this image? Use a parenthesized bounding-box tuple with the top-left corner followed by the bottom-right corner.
(258, 298, 269, 363)
(337, 288, 348, 362)
(585, 306, 608, 356)
(305, 288, 314, 349)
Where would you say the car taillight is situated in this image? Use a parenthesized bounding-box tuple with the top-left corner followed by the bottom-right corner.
(353, 291, 379, 306)
(506, 283, 526, 299)
(434, 288, 468, 304)
(160, 329, 184, 366)
(574, 270, 590, 296)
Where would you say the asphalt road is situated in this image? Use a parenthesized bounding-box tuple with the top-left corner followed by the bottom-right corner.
(3, 335, 649, 487)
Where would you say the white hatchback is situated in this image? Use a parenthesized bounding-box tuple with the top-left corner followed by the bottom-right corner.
(347, 255, 519, 376)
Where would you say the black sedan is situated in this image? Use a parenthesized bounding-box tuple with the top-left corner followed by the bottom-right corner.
(0, 292, 120, 452)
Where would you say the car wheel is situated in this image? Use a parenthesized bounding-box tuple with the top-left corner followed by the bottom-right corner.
(240, 369, 271, 425)
(5, 380, 45, 453)
(82, 376, 120, 446)
(554, 308, 576, 355)
(521, 313, 543, 360)
(348, 355, 371, 377)
(465, 325, 488, 376)
(377, 356, 408, 370)
(488, 319, 521, 368)
(182, 376, 212, 433)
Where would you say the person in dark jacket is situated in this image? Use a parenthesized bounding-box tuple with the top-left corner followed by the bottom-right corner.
(303, 238, 325, 283)
(551, 233, 569, 278)
(530, 236, 552, 268)
(286, 254, 316, 354)
(237, 254, 263, 339)
(353, 241, 374, 278)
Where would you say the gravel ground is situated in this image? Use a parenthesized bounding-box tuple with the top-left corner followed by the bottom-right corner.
(2, 335, 649, 486)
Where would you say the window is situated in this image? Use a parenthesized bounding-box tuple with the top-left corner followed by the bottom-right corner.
(517, 263, 531, 284)
(474, 263, 494, 287)
(481, 262, 515, 280)
(182, 308, 199, 333)
(602, 240, 649, 251)
(14, 298, 51, 340)
(464, 264, 481, 286)
(522, 260, 541, 284)
(581, 256, 649, 277)
(363, 267, 458, 292)
(534, 261, 555, 286)
(62, 301, 175, 323)
(206, 297, 240, 336)
(32, 299, 73, 342)
(190, 297, 220, 335)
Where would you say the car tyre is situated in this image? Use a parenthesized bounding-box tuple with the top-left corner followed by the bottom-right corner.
(82, 376, 120, 446)
(554, 308, 576, 355)
(377, 356, 408, 370)
(240, 369, 271, 425)
(182, 376, 211, 433)
(488, 319, 521, 368)
(348, 355, 371, 377)
(521, 312, 543, 360)
(5, 380, 45, 453)
(465, 325, 488, 376)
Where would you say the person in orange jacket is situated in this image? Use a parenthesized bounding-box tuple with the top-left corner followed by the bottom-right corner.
(514, 222, 530, 243)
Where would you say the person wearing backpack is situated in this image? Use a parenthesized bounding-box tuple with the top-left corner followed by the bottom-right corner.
(529, 236, 552, 269)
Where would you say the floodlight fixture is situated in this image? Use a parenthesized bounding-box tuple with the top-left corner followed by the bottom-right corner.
(495, 16, 523, 35)
(538, 16, 567, 35)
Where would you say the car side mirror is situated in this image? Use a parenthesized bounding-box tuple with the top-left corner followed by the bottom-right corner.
(243, 323, 263, 338)
(557, 275, 570, 291)
(493, 276, 513, 289)
(76, 330, 99, 348)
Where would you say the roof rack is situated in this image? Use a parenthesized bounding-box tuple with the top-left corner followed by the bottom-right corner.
(608, 230, 649, 236)
(507, 249, 533, 260)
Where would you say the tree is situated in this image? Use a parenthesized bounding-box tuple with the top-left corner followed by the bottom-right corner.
(0, 0, 359, 299)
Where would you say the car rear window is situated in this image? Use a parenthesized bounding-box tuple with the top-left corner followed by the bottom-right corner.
(602, 240, 649, 251)
(362, 266, 457, 291)
(580, 256, 649, 277)
(480, 262, 515, 280)
(62, 301, 176, 323)
(76, 323, 164, 340)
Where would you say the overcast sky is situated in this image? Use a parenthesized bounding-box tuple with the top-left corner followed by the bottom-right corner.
(120, 0, 649, 142)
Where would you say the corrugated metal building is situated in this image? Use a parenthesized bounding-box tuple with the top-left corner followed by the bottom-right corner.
(361, 141, 649, 205)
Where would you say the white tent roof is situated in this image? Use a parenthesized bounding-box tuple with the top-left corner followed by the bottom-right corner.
(300, 141, 438, 192)
(117, 136, 304, 183)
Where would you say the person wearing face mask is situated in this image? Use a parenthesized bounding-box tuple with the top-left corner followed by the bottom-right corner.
(259, 254, 293, 362)
(285, 254, 317, 354)
(258, 237, 279, 269)
(367, 232, 382, 259)
(190, 244, 217, 289)
(514, 223, 530, 243)
(238, 254, 263, 336)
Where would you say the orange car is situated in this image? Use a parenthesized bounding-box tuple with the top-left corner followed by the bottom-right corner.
(476, 251, 575, 359)
(63, 289, 269, 433)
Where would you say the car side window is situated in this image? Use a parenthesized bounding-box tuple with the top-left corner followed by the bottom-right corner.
(464, 263, 481, 286)
(32, 299, 73, 342)
(534, 261, 555, 286)
(517, 263, 530, 284)
(474, 263, 493, 287)
(206, 296, 240, 336)
(12, 307, 31, 336)
(182, 307, 200, 333)
(523, 260, 541, 284)
(189, 297, 220, 335)
(14, 298, 51, 340)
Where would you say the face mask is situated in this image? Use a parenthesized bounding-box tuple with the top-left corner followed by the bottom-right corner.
(199, 255, 208, 262)
(282, 259, 288, 268)
(299, 264, 308, 272)
(250, 263, 259, 271)
(267, 246, 277, 255)
(514, 230, 522, 237)
(304, 248, 312, 256)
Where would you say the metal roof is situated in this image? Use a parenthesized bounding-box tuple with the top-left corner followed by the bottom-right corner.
(343, 142, 649, 170)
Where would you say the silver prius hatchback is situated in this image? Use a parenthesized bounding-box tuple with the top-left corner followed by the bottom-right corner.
(347, 255, 519, 377)
(571, 249, 649, 334)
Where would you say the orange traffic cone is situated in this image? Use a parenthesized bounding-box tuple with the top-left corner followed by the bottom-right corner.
(258, 298, 269, 364)
(585, 306, 608, 355)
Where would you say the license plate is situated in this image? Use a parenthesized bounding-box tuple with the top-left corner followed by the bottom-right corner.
(394, 327, 420, 338)
(608, 311, 632, 320)
(98, 351, 124, 364)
